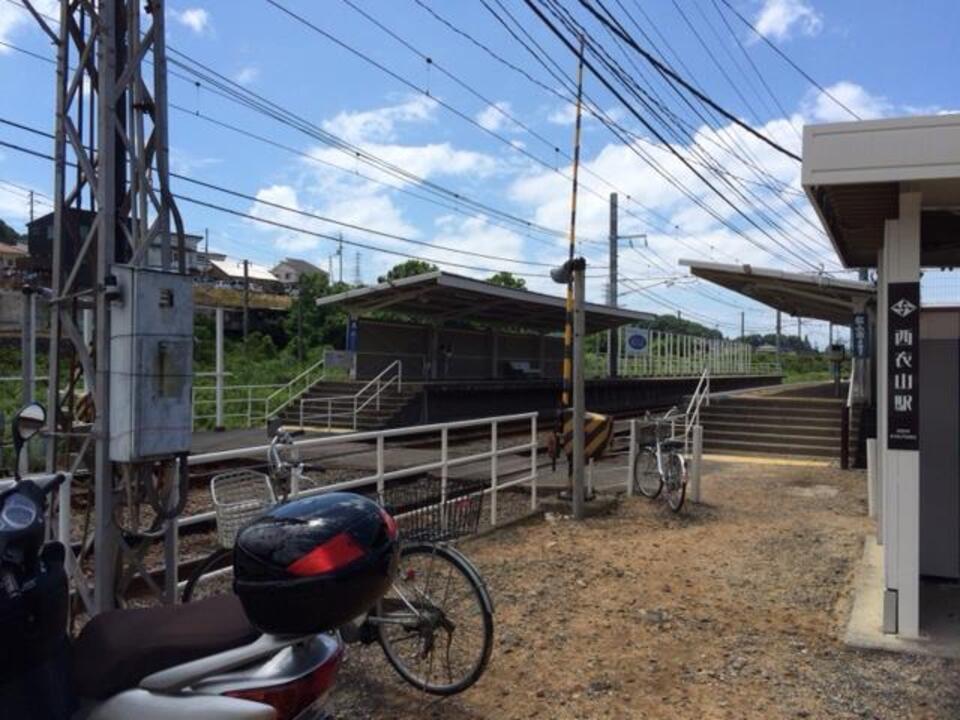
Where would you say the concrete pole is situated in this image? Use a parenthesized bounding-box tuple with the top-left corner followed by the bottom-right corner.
(829, 322, 834, 346)
(607, 193, 618, 378)
(572, 265, 586, 520)
(20, 288, 35, 472)
(776, 310, 781, 357)
(690, 425, 703, 503)
(242, 259, 249, 341)
(740, 311, 745, 340)
(215, 306, 225, 431)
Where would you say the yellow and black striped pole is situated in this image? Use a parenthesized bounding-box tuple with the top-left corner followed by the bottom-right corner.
(561, 36, 585, 411)
(554, 36, 586, 491)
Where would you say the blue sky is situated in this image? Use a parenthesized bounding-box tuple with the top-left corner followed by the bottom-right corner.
(1, 0, 958, 344)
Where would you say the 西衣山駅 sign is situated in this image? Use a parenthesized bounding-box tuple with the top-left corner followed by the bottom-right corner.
(887, 282, 919, 451)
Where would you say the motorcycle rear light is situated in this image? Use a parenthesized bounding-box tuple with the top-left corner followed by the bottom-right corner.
(225, 644, 342, 720)
(286, 531, 365, 576)
(380, 508, 398, 540)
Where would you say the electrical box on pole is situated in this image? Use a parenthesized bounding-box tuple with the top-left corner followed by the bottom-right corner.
(109, 266, 193, 462)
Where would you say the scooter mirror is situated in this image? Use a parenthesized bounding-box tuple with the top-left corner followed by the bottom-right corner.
(12, 402, 45, 480)
(13, 402, 45, 443)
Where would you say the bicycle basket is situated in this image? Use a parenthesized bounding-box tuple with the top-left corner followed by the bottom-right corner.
(381, 478, 485, 544)
(211, 470, 277, 549)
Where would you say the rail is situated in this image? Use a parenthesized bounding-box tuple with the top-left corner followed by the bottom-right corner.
(299, 360, 402, 431)
(184, 410, 538, 529)
(191, 383, 284, 431)
(683, 365, 711, 451)
(264, 356, 326, 420)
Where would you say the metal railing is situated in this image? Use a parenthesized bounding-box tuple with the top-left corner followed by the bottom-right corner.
(264, 356, 326, 420)
(191, 383, 284, 431)
(299, 360, 402, 431)
(183, 410, 538, 529)
(616, 330, 780, 378)
(684, 365, 711, 451)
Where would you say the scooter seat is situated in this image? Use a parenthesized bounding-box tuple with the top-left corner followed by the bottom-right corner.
(73, 593, 259, 700)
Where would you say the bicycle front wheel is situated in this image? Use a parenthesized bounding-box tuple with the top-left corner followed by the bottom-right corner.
(375, 542, 494, 696)
(633, 447, 663, 498)
(664, 452, 687, 513)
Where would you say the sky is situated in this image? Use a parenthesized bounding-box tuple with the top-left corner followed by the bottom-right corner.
(1, 0, 959, 345)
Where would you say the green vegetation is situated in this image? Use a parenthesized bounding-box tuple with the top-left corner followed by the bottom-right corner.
(0, 218, 23, 245)
(486, 271, 526, 289)
(377, 259, 437, 283)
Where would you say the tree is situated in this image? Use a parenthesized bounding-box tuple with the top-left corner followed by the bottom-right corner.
(378, 259, 437, 284)
(0, 218, 23, 246)
(649, 314, 722, 339)
(486, 271, 526, 290)
(283, 272, 352, 352)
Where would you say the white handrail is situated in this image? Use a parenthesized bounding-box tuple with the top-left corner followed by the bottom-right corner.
(846, 358, 857, 409)
(264, 356, 326, 420)
(683, 365, 711, 452)
(298, 361, 402, 430)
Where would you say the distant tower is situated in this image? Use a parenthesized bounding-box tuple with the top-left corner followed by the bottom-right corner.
(353, 251, 362, 286)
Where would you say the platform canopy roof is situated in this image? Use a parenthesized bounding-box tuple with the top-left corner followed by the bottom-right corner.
(679, 259, 875, 324)
(802, 114, 960, 268)
(315, 271, 655, 334)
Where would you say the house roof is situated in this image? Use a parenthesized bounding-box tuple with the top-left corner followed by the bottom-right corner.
(274, 257, 324, 277)
(209, 258, 278, 282)
(0, 243, 28, 258)
(314, 270, 655, 334)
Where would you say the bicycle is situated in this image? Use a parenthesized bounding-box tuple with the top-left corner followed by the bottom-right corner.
(182, 431, 494, 696)
(632, 406, 689, 513)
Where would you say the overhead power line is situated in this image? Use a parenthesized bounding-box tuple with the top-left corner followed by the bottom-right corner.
(716, 0, 862, 121)
(573, 0, 802, 162)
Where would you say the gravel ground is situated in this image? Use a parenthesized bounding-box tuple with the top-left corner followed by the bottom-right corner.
(327, 458, 960, 719)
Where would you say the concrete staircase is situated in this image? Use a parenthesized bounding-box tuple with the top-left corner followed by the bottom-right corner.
(277, 381, 422, 431)
(700, 394, 857, 460)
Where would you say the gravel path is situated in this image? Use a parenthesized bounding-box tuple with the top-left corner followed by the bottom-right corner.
(327, 458, 960, 719)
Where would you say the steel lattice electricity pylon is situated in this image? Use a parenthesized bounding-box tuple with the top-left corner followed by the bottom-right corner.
(25, 0, 187, 615)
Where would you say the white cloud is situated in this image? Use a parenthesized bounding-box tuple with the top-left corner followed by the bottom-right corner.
(753, 0, 822, 41)
(0, 0, 58, 51)
(475, 101, 514, 132)
(323, 95, 437, 144)
(172, 7, 210, 35)
(802, 81, 890, 123)
(547, 103, 579, 126)
(234, 66, 259, 85)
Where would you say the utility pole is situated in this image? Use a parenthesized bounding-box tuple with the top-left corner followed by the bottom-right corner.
(829, 322, 834, 345)
(798, 317, 802, 348)
(677, 310, 682, 320)
(607, 192, 618, 378)
(338, 233, 344, 285)
(204, 227, 209, 256)
(242, 259, 250, 340)
(28, 190, 34, 223)
(776, 310, 782, 357)
(353, 251, 361, 286)
(297, 293, 304, 367)
(740, 311, 745, 340)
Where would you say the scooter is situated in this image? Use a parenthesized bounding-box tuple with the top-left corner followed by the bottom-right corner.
(0, 402, 396, 720)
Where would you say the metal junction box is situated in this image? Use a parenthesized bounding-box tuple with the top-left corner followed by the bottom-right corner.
(110, 265, 194, 462)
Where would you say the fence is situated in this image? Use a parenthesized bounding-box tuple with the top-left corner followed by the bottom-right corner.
(191, 356, 327, 430)
(615, 330, 779, 378)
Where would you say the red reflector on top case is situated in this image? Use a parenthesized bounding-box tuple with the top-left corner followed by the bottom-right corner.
(287, 532, 365, 576)
(380, 508, 398, 540)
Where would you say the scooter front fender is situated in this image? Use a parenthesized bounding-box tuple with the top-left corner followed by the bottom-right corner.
(80, 689, 275, 720)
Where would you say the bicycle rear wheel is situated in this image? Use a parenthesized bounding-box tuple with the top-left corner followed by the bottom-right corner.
(181, 547, 232, 603)
(633, 447, 663, 498)
(375, 542, 494, 696)
(664, 452, 687, 513)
